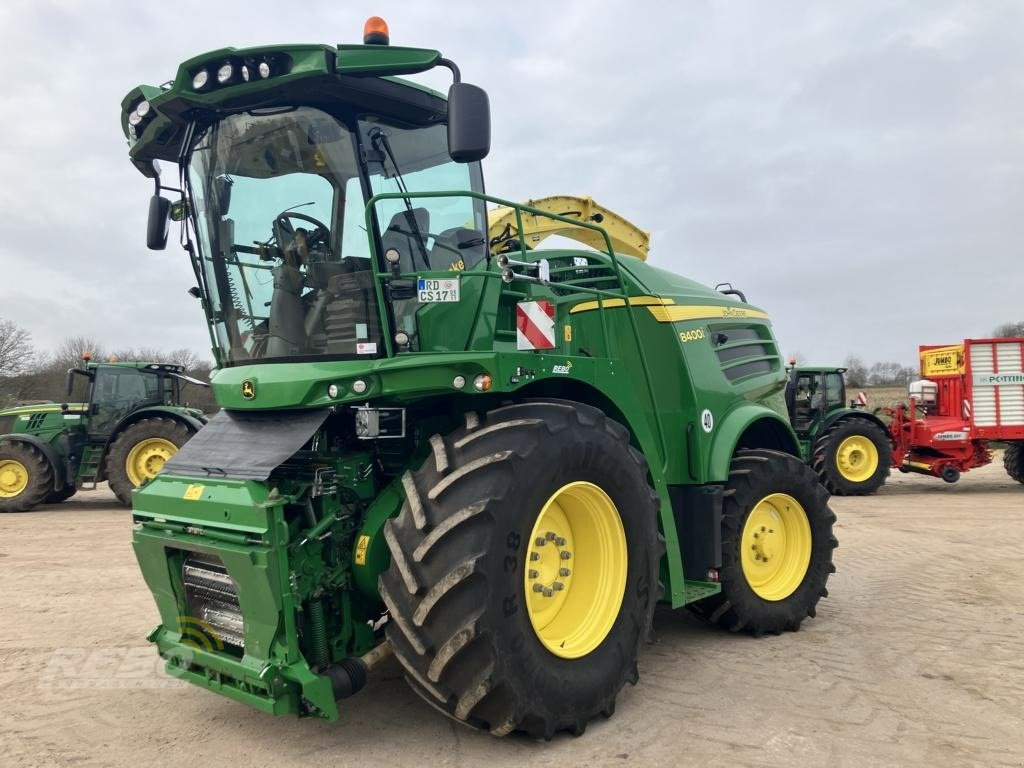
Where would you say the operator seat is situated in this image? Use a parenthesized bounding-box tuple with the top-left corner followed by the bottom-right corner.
(381, 208, 431, 273)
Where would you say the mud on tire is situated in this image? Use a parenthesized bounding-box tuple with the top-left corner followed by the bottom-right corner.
(690, 449, 837, 636)
(379, 400, 661, 739)
(105, 417, 194, 506)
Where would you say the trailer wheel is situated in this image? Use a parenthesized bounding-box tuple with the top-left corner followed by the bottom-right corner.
(0, 442, 54, 513)
(812, 418, 891, 495)
(691, 449, 837, 635)
(106, 417, 194, 505)
(1003, 443, 1024, 484)
(379, 400, 661, 739)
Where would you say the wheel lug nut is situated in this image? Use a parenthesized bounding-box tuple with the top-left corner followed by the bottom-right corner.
(753, 533, 759, 539)
(532, 583, 545, 593)
(555, 537, 567, 547)
(552, 582, 565, 591)
(545, 531, 557, 541)
(530, 552, 540, 561)
(761, 526, 766, 532)
(559, 568, 571, 577)
(535, 537, 546, 547)
(542, 587, 553, 597)
(560, 551, 572, 560)
(528, 569, 539, 579)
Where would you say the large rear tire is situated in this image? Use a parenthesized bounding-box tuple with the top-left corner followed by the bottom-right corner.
(691, 449, 837, 635)
(105, 417, 194, 506)
(379, 401, 661, 739)
(1005, 443, 1024, 484)
(0, 442, 54, 513)
(812, 417, 891, 496)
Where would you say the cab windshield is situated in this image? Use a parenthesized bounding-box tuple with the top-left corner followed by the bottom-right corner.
(186, 105, 486, 365)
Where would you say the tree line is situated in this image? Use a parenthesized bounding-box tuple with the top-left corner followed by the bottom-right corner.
(0, 320, 216, 412)
(842, 320, 1024, 388)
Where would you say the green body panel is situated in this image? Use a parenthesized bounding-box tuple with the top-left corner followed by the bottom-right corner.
(120, 37, 803, 721)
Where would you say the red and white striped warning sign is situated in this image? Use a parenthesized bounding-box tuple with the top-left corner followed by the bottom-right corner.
(516, 300, 556, 350)
(963, 399, 972, 420)
(856, 391, 868, 407)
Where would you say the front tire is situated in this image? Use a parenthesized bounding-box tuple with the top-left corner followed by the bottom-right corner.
(1004, 443, 1024, 484)
(0, 442, 54, 513)
(813, 418, 891, 495)
(691, 449, 837, 635)
(379, 401, 661, 739)
(105, 417, 194, 505)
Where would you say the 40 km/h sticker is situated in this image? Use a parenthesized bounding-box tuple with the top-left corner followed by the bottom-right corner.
(700, 409, 714, 433)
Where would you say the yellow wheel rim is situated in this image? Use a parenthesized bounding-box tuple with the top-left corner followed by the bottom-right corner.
(835, 434, 879, 483)
(0, 459, 29, 498)
(740, 493, 812, 601)
(125, 438, 177, 486)
(524, 481, 627, 659)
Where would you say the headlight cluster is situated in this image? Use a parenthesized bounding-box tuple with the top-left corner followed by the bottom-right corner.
(127, 99, 154, 139)
(191, 55, 284, 92)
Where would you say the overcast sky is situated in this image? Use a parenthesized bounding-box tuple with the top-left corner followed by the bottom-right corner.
(1, 0, 1021, 366)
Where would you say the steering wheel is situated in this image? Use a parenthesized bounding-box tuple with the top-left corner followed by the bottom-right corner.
(273, 211, 332, 262)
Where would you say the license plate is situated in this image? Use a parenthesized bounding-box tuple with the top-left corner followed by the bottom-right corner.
(417, 277, 461, 303)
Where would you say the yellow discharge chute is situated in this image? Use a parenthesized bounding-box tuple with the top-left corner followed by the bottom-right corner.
(487, 195, 650, 261)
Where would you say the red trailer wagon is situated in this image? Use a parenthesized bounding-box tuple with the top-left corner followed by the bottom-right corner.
(885, 338, 1024, 483)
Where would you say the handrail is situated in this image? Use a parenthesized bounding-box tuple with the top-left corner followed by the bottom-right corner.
(363, 190, 667, 461)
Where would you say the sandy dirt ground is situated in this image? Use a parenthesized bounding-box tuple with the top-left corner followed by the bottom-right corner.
(2, 459, 1022, 768)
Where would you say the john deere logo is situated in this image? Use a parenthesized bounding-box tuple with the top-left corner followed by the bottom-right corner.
(241, 380, 255, 400)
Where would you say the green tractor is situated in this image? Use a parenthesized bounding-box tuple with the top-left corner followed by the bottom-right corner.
(785, 365, 892, 495)
(0, 359, 207, 511)
(120, 18, 837, 738)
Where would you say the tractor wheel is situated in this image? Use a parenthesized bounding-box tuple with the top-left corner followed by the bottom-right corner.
(0, 442, 54, 513)
(1004, 443, 1024, 484)
(379, 400, 661, 739)
(690, 449, 837, 635)
(812, 418, 891, 495)
(45, 485, 77, 504)
(105, 417, 194, 505)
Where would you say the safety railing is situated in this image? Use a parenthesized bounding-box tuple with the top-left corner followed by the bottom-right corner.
(363, 190, 667, 457)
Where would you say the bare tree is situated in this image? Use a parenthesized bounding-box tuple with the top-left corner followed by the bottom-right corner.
(52, 336, 107, 370)
(993, 321, 1024, 338)
(0, 319, 34, 377)
(843, 355, 868, 388)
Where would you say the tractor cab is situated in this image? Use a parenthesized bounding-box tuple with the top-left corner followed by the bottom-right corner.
(786, 366, 847, 435)
(67, 361, 191, 435)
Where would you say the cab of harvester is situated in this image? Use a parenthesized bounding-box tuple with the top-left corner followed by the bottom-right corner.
(121, 18, 837, 738)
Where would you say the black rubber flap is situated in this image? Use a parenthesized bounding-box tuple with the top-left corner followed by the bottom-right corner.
(161, 408, 331, 481)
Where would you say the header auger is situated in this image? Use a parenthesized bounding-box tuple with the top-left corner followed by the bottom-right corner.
(120, 17, 837, 738)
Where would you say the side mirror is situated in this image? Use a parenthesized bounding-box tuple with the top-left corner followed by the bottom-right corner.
(447, 82, 490, 163)
(147, 195, 171, 250)
(66, 370, 75, 397)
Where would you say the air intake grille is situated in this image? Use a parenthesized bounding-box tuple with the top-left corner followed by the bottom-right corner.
(712, 326, 779, 382)
(182, 552, 245, 648)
